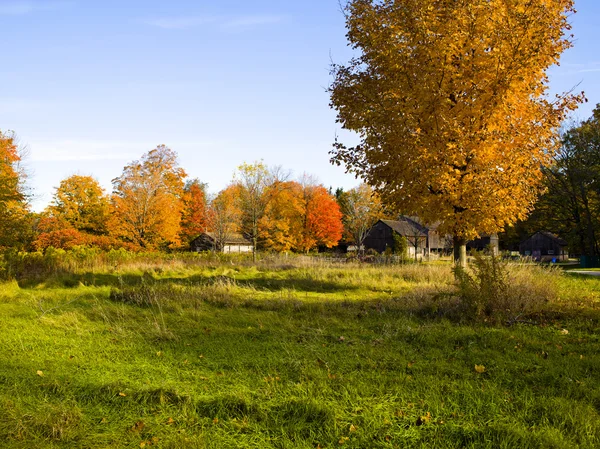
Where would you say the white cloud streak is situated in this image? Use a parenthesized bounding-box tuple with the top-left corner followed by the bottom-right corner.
(0, 1, 72, 15)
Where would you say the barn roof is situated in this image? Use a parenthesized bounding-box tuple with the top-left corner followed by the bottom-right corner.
(193, 233, 253, 245)
(521, 231, 568, 246)
(380, 219, 427, 237)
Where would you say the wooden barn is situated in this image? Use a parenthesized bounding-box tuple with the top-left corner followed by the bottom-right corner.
(190, 233, 253, 254)
(363, 217, 448, 258)
(519, 231, 568, 262)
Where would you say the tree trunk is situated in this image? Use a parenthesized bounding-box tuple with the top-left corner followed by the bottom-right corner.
(453, 236, 467, 268)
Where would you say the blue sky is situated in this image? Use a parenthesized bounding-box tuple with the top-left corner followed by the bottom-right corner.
(1, 0, 599, 211)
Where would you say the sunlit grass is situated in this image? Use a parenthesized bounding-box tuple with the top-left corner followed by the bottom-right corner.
(0, 260, 599, 447)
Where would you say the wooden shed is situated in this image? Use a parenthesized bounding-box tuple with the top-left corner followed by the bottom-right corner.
(519, 231, 568, 262)
(190, 233, 253, 254)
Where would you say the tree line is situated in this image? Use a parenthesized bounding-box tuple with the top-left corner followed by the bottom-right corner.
(0, 137, 386, 255)
(502, 105, 600, 258)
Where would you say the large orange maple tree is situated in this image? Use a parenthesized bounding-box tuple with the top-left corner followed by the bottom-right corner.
(330, 0, 583, 265)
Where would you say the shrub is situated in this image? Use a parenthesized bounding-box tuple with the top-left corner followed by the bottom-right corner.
(454, 253, 559, 324)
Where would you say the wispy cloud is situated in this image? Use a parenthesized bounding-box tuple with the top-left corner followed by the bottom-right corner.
(142, 16, 217, 30)
(556, 61, 600, 75)
(29, 140, 141, 162)
(222, 15, 283, 30)
(28, 140, 221, 162)
(143, 14, 284, 31)
(0, 1, 72, 15)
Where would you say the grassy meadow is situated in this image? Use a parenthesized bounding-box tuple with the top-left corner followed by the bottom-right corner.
(1, 254, 600, 448)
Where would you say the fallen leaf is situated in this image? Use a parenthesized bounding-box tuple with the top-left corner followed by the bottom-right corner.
(560, 329, 569, 335)
(475, 365, 486, 374)
(416, 412, 432, 426)
(131, 421, 145, 432)
(349, 424, 357, 432)
(36, 370, 44, 377)
(119, 392, 127, 397)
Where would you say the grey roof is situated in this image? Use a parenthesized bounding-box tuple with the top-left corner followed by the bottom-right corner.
(380, 219, 427, 237)
(196, 233, 253, 245)
(522, 231, 568, 246)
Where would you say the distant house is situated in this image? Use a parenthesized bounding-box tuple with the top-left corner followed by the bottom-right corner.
(190, 233, 253, 254)
(363, 217, 447, 258)
(519, 231, 568, 261)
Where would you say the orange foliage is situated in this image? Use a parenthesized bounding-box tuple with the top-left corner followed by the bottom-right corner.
(259, 180, 343, 253)
(179, 180, 209, 244)
(110, 145, 186, 250)
(330, 0, 583, 252)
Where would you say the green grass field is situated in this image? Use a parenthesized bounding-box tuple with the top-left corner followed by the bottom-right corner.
(2, 260, 600, 448)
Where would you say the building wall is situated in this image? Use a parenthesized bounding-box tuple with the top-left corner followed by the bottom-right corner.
(223, 244, 253, 254)
(363, 221, 395, 253)
(519, 233, 568, 261)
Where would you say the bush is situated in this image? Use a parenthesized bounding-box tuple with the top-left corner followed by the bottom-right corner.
(454, 253, 559, 324)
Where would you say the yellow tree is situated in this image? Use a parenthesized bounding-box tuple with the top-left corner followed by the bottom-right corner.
(233, 162, 288, 260)
(110, 145, 186, 250)
(47, 175, 110, 235)
(206, 185, 242, 251)
(339, 183, 384, 253)
(330, 0, 583, 266)
(259, 181, 303, 253)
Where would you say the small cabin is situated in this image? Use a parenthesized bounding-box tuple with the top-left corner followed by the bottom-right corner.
(519, 231, 568, 262)
(190, 233, 253, 254)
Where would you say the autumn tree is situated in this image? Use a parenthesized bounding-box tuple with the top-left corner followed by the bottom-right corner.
(339, 183, 383, 253)
(0, 131, 32, 250)
(330, 0, 582, 267)
(259, 181, 302, 253)
(206, 185, 242, 251)
(259, 177, 343, 253)
(47, 175, 110, 235)
(233, 162, 288, 261)
(179, 178, 209, 245)
(296, 177, 344, 252)
(110, 145, 186, 250)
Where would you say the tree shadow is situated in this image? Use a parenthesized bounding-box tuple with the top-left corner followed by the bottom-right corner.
(17, 271, 361, 295)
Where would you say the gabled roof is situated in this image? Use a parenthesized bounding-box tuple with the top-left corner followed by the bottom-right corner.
(193, 233, 253, 245)
(521, 231, 568, 246)
(379, 219, 427, 237)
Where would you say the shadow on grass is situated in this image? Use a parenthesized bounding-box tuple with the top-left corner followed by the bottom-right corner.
(17, 271, 362, 295)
